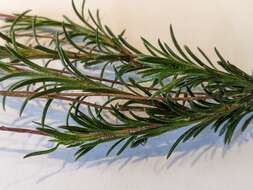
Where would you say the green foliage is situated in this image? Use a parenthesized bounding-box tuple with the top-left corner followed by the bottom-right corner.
(0, 0, 252, 160)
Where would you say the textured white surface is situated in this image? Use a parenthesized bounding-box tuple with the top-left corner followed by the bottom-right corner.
(0, 0, 253, 190)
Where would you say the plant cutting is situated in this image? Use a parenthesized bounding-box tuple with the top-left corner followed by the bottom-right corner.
(0, 0, 252, 160)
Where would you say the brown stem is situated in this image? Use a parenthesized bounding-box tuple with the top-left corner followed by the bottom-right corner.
(96, 125, 160, 140)
(9, 66, 206, 94)
(50, 67, 161, 91)
(0, 90, 209, 102)
(3, 63, 207, 95)
(0, 90, 150, 111)
(0, 124, 160, 141)
(14, 33, 56, 39)
(0, 13, 15, 20)
(0, 126, 48, 136)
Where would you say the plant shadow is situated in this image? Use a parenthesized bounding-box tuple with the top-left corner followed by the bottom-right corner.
(0, 93, 253, 183)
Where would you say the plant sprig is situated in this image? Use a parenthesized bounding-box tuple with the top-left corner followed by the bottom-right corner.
(0, 0, 252, 160)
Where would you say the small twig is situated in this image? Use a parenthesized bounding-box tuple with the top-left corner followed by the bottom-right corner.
(8, 66, 207, 94)
(14, 33, 56, 39)
(0, 90, 149, 111)
(0, 90, 209, 102)
(50, 67, 161, 91)
(0, 124, 161, 140)
(0, 13, 15, 20)
(0, 126, 48, 136)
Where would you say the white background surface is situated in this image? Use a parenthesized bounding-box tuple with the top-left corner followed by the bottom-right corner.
(0, 0, 253, 190)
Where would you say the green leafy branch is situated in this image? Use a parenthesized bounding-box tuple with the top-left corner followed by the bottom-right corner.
(0, 0, 252, 160)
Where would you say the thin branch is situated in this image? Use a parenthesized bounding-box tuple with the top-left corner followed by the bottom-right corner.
(0, 124, 161, 140)
(0, 90, 149, 111)
(0, 13, 16, 20)
(0, 90, 209, 101)
(4, 63, 207, 94)
(0, 126, 48, 136)
(14, 33, 56, 39)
